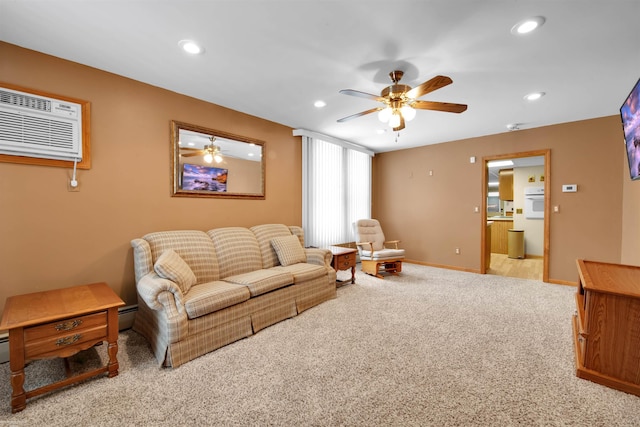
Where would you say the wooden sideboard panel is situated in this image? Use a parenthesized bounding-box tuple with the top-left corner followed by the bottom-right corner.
(573, 259, 640, 396)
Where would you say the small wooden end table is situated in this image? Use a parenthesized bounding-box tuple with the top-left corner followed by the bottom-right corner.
(330, 246, 357, 286)
(0, 282, 125, 413)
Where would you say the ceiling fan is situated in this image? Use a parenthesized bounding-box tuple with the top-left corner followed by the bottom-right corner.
(181, 136, 224, 164)
(337, 70, 467, 131)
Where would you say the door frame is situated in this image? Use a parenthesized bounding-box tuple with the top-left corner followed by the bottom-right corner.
(480, 149, 550, 282)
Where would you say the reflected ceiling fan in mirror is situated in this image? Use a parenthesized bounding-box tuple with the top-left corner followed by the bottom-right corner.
(337, 70, 467, 131)
(181, 136, 224, 164)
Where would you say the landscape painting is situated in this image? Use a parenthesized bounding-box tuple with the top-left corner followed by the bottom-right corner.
(182, 163, 228, 192)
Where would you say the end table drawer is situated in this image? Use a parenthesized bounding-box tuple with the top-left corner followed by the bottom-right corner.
(24, 312, 107, 342)
(24, 312, 108, 359)
(337, 253, 355, 268)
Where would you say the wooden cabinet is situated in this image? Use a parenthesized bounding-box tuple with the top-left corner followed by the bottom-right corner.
(498, 169, 514, 201)
(489, 220, 513, 254)
(0, 282, 124, 412)
(572, 260, 640, 396)
(330, 246, 357, 286)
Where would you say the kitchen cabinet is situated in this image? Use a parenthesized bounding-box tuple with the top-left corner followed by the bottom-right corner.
(498, 169, 514, 201)
(489, 219, 513, 254)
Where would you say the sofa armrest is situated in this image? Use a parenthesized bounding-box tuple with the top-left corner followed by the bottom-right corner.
(137, 273, 189, 344)
(137, 273, 186, 314)
(305, 247, 332, 268)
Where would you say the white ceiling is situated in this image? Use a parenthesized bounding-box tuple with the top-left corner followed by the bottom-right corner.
(2, 1, 639, 154)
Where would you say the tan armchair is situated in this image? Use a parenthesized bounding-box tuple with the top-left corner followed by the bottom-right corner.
(354, 219, 405, 278)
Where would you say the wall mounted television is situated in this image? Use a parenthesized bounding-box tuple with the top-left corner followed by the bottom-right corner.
(620, 77, 640, 180)
(182, 163, 228, 192)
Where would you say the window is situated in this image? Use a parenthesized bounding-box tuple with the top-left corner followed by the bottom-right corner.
(298, 130, 372, 248)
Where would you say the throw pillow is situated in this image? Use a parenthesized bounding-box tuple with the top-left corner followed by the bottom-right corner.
(271, 235, 306, 266)
(154, 249, 197, 294)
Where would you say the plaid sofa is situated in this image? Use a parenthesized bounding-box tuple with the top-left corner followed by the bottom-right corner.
(131, 224, 337, 367)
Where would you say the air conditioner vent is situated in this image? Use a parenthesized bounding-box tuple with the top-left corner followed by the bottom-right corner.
(0, 89, 52, 113)
(0, 86, 82, 161)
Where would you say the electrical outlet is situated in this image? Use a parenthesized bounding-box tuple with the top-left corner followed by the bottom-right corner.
(474, 206, 479, 213)
(429, 170, 433, 176)
(67, 179, 80, 192)
(455, 248, 460, 254)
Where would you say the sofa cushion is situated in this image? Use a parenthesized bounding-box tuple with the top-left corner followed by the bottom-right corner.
(224, 269, 294, 297)
(143, 230, 220, 284)
(272, 263, 327, 283)
(154, 249, 197, 294)
(271, 235, 307, 266)
(183, 281, 251, 319)
(250, 224, 295, 269)
(207, 227, 263, 278)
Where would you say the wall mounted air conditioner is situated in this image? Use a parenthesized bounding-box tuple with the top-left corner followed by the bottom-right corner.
(0, 86, 83, 161)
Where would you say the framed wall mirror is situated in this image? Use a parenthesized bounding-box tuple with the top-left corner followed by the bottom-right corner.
(171, 121, 265, 199)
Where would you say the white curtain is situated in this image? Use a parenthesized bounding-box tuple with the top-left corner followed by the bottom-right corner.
(301, 134, 372, 248)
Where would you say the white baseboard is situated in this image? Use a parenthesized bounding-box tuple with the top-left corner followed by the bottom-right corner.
(0, 304, 138, 365)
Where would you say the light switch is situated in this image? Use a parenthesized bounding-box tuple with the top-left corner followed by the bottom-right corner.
(562, 184, 577, 192)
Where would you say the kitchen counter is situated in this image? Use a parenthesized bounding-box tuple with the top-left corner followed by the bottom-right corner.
(488, 216, 514, 221)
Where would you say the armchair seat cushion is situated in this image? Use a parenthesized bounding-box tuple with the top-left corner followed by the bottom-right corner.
(183, 281, 250, 319)
(360, 248, 405, 260)
(224, 269, 294, 297)
(272, 263, 327, 283)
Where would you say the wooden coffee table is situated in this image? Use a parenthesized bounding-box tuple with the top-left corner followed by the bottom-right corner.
(0, 282, 124, 413)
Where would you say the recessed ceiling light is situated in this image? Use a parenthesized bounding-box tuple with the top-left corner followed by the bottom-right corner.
(178, 40, 204, 55)
(511, 16, 546, 35)
(314, 100, 326, 108)
(524, 92, 545, 101)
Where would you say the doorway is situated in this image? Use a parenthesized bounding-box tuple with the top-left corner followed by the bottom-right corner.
(480, 150, 550, 282)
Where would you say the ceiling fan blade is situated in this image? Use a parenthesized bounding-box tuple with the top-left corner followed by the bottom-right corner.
(406, 75, 453, 99)
(181, 152, 202, 157)
(339, 89, 385, 102)
(411, 100, 468, 113)
(392, 116, 405, 132)
(337, 107, 383, 123)
(180, 147, 202, 151)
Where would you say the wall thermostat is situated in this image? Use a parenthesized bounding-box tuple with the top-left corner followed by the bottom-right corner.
(562, 184, 577, 192)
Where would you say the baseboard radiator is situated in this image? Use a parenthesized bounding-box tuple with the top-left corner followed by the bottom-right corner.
(0, 304, 138, 365)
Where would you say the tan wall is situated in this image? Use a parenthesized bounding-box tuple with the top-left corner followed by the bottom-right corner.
(0, 42, 302, 316)
(622, 149, 640, 266)
(373, 116, 626, 283)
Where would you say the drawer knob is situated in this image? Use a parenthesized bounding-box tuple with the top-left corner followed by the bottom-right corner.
(56, 334, 81, 346)
(55, 319, 83, 331)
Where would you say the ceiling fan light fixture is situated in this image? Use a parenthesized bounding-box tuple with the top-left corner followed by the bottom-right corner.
(401, 105, 416, 121)
(214, 154, 223, 163)
(378, 107, 392, 123)
(388, 112, 402, 128)
(203, 153, 213, 163)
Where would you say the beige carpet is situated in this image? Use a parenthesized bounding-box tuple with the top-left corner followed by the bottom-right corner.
(1, 263, 640, 426)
